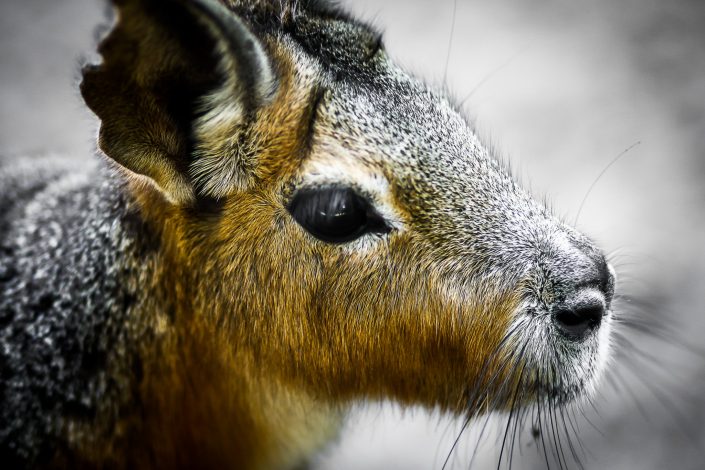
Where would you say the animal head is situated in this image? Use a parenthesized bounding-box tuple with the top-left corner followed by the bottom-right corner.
(81, 0, 615, 418)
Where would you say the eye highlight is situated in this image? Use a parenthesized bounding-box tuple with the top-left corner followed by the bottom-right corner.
(287, 187, 391, 244)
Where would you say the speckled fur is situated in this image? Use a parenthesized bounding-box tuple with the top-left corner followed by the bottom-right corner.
(0, 0, 615, 468)
(0, 159, 159, 465)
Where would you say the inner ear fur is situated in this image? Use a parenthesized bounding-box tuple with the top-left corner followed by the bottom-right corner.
(81, 0, 277, 203)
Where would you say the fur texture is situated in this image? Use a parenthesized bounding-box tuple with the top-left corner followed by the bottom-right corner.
(0, 0, 615, 468)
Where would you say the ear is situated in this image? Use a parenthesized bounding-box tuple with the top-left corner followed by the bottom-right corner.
(81, 0, 277, 203)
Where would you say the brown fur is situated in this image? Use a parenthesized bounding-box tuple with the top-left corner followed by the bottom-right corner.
(79, 40, 523, 465)
(66, 0, 608, 467)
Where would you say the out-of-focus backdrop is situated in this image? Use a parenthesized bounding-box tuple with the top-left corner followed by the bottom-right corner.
(1, 0, 703, 468)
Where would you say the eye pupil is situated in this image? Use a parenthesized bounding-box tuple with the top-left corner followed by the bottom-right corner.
(288, 187, 389, 243)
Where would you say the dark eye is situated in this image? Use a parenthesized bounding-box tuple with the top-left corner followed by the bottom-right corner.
(287, 187, 390, 243)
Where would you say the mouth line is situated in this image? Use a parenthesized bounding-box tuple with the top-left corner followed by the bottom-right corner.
(504, 327, 603, 398)
(461, 354, 596, 411)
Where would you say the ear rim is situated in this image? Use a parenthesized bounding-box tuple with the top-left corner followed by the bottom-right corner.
(81, 0, 278, 205)
(186, 0, 280, 200)
(184, 0, 277, 110)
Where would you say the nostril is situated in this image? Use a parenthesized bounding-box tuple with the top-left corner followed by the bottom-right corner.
(552, 302, 604, 340)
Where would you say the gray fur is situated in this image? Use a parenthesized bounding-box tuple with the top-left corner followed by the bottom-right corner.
(0, 159, 152, 465)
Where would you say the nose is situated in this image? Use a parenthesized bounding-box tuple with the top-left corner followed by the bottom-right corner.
(552, 298, 604, 340)
(551, 264, 614, 341)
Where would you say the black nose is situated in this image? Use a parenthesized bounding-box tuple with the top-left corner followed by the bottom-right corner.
(552, 298, 605, 340)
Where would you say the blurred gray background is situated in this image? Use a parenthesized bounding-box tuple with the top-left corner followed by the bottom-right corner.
(1, 0, 704, 468)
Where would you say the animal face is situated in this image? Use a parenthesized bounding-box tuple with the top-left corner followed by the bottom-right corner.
(82, 0, 615, 420)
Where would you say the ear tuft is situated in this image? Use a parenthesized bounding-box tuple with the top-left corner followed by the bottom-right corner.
(185, 0, 277, 199)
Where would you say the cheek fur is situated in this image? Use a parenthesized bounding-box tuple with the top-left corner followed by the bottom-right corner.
(195, 217, 524, 412)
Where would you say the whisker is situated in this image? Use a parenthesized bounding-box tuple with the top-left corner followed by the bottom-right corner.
(566, 405, 590, 459)
(458, 45, 532, 107)
(615, 316, 705, 359)
(620, 363, 705, 456)
(535, 396, 552, 470)
(507, 370, 530, 470)
(559, 405, 585, 470)
(573, 140, 641, 226)
(496, 340, 531, 469)
(442, 0, 458, 88)
(441, 321, 526, 469)
(467, 407, 494, 469)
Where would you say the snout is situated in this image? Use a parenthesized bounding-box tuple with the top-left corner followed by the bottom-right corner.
(522, 227, 617, 342)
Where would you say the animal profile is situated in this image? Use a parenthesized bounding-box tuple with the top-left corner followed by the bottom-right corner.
(0, 0, 616, 468)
